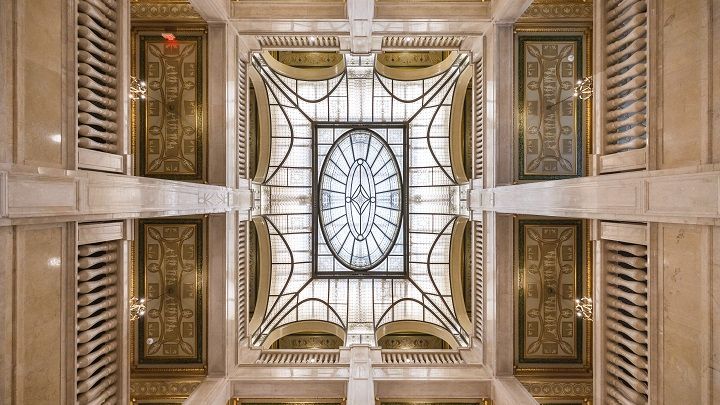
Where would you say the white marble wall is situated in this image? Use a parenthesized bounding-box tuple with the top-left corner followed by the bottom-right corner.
(0, 223, 73, 403)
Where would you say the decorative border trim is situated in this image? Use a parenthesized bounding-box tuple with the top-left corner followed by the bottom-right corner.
(130, 2, 204, 22)
(522, 3, 593, 20)
(521, 379, 593, 398)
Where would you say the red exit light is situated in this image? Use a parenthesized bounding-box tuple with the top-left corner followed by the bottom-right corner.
(161, 32, 176, 41)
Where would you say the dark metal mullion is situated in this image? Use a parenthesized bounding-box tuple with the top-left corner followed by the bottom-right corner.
(422, 82, 457, 184)
(375, 188, 400, 195)
(372, 159, 393, 178)
(258, 53, 347, 105)
(406, 54, 469, 123)
(415, 216, 466, 339)
(255, 69, 298, 184)
(371, 221, 393, 241)
(376, 204, 400, 213)
(329, 159, 350, 178)
(405, 278, 467, 345)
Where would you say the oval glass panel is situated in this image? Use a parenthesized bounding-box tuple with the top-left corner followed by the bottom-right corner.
(319, 129, 402, 271)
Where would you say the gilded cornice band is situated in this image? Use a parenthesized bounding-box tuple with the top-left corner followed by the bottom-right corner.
(261, 51, 346, 81)
(248, 66, 271, 183)
(450, 66, 472, 184)
(376, 321, 459, 349)
(262, 320, 347, 349)
(247, 217, 272, 336)
(375, 51, 459, 81)
(449, 217, 473, 335)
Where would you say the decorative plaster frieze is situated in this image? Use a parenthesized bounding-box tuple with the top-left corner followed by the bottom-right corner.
(382, 36, 465, 49)
(257, 35, 339, 49)
(130, 379, 202, 397)
(198, 191, 229, 206)
(130, 1, 204, 21)
(522, 380, 593, 397)
(522, 3, 593, 20)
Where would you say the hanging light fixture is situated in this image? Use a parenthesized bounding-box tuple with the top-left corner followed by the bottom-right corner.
(129, 296, 146, 321)
(545, 76, 593, 110)
(129, 76, 147, 100)
(575, 297, 593, 321)
(573, 76, 593, 100)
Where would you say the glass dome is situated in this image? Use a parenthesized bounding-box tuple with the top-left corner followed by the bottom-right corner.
(318, 129, 402, 270)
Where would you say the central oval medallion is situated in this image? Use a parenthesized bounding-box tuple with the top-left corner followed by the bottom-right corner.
(319, 129, 402, 271)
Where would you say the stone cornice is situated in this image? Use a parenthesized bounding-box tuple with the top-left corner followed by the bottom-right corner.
(0, 164, 252, 226)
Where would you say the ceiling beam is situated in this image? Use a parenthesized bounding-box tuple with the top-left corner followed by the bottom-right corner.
(347, 0, 375, 53)
(189, 0, 231, 22)
(491, 0, 533, 22)
(471, 164, 720, 226)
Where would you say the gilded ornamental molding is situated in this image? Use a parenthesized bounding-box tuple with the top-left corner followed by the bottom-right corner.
(130, 1, 204, 22)
(130, 379, 202, 401)
(521, 379, 593, 397)
(382, 36, 466, 49)
(257, 35, 340, 49)
(521, 0, 593, 20)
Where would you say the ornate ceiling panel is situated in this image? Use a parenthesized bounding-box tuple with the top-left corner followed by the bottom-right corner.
(134, 218, 206, 374)
(135, 30, 207, 180)
(515, 218, 591, 376)
(516, 31, 590, 180)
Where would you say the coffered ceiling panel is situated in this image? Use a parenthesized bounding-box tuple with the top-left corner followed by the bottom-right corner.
(515, 218, 591, 375)
(134, 218, 206, 374)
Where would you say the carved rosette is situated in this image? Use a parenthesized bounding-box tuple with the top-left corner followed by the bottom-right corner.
(130, 379, 202, 398)
(130, 2, 204, 21)
(522, 380, 593, 397)
(522, 3, 593, 20)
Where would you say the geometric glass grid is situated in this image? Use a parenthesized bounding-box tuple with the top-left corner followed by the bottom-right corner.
(251, 51, 472, 347)
(317, 128, 404, 273)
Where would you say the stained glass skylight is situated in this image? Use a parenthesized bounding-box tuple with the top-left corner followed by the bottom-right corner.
(249, 51, 472, 347)
(318, 129, 402, 271)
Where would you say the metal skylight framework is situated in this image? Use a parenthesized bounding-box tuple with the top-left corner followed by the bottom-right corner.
(249, 51, 472, 348)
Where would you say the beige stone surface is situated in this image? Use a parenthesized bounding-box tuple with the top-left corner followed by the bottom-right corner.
(0, 227, 12, 404)
(14, 224, 68, 403)
(17, 0, 66, 168)
(659, 224, 711, 404)
(1, 164, 253, 225)
(713, 2, 720, 163)
(472, 164, 720, 225)
(659, 0, 711, 168)
(0, 0, 13, 164)
(713, 226, 720, 396)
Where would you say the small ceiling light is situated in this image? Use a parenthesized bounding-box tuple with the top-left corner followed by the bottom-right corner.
(404, 36, 412, 43)
(575, 297, 593, 320)
(130, 76, 148, 101)
(308, 36, 316, 43)
(130, 296, 147, 321)
(161, 32, 176, 41)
